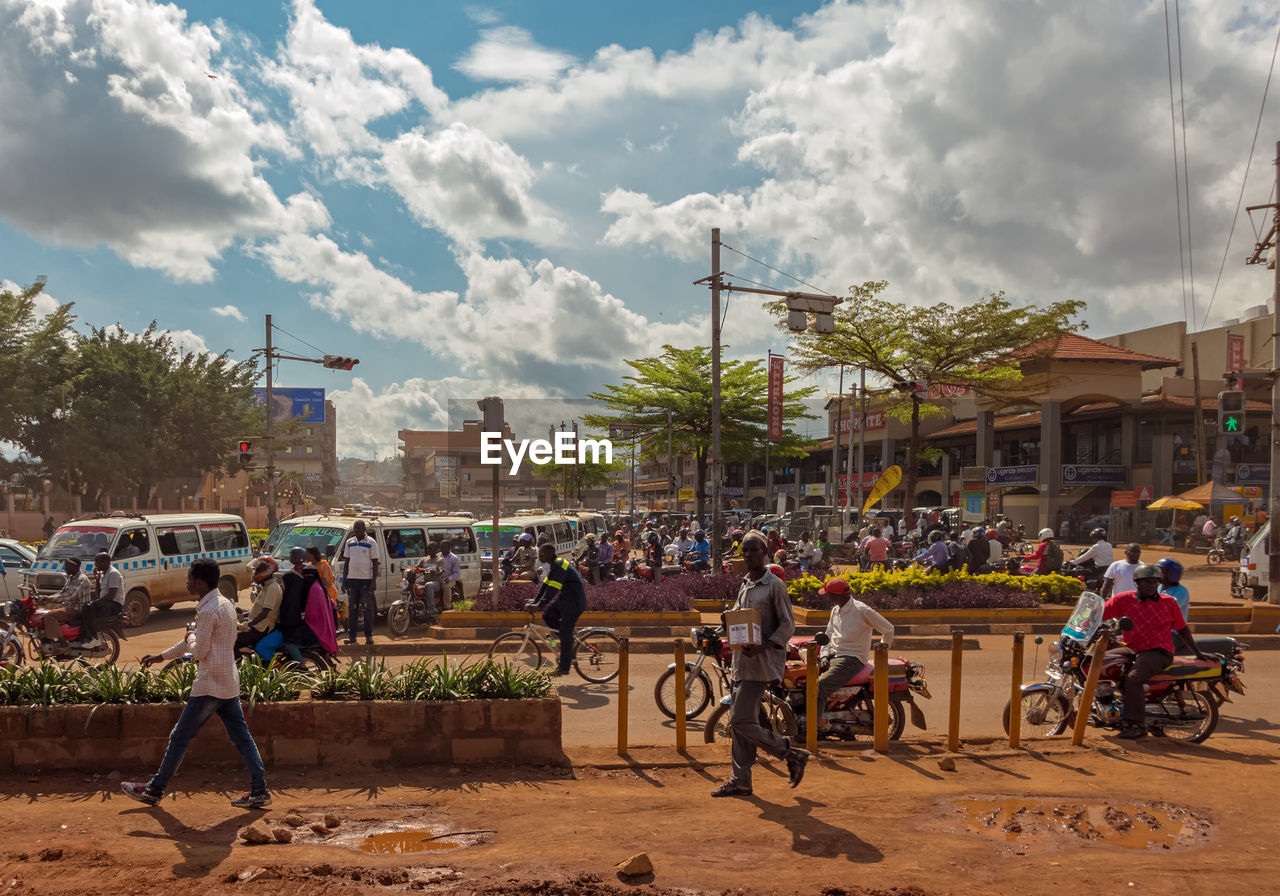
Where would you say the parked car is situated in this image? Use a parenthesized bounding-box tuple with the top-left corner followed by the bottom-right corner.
(0, 539, 37, 604)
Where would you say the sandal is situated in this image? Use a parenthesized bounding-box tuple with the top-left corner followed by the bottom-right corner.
(710, 780, 753, 798)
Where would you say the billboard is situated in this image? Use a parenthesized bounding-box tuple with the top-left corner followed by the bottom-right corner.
(254, 388, 326, 424)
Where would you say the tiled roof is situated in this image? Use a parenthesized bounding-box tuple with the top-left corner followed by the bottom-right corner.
(1016, 333, 1180, 369)
(928, 411, 1042, 439)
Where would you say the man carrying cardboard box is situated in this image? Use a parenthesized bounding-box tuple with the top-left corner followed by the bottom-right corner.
(711, 530, 810, 798)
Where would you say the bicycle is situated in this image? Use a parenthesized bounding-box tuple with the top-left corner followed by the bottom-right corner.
(487, 610, 621, 683)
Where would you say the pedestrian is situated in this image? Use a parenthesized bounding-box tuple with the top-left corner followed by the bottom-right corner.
(527, 543, 586, 676)
(42, 516, 55, 540)
(122, 558, 270, 809)
(341, 519, 380, 646)
(1101, 543, 1142, 598)
(711, 530, 809, 798)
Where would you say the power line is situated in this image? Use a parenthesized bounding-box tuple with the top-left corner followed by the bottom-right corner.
(1200, 19, 1280, 330)
(270, 321, 328, 357)
(718, 241, 837, 298)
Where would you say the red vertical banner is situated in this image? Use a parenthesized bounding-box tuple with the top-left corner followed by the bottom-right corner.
(768, 355, 784, 440)
(1227, 333, 1245, 374)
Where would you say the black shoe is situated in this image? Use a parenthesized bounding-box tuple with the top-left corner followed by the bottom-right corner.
(120, 782, 161, 805)
(230, 792, 272, 809)
(1118, 723, 1147, 740)
(786, 749, 811, 788)
(710, 780, 753, 798)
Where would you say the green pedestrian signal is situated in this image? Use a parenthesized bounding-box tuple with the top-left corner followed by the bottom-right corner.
(1217, 390, 1245, 435)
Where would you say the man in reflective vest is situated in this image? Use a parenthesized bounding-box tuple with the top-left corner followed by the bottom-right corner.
(528, 543, 587, 676)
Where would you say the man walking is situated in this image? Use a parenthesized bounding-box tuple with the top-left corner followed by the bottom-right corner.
(122, 559, 269, 808)
(711, 530, 809, 798)
(341, 519, 380, 646)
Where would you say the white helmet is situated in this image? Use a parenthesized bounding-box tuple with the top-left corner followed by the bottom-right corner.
(1038, 528, 1054, 541)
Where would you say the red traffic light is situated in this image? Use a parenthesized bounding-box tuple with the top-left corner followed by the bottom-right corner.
(323, 355, 359, 370)
(238, 440, 251, 453)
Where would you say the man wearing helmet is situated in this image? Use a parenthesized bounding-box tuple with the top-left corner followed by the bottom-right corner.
(235, 557, 282, 651)
(912, 529, 950, 572)
(1074, 528, 1113, 572)
(512, 533, 538, 579)
(1156, 557, 1190, 620)
(1028, 529, 1063, 574)
(1103, 562, 1206, 738)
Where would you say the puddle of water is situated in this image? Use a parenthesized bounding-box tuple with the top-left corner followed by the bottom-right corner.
(359, 831, 462, 855)
(954, 798, 1208, 852)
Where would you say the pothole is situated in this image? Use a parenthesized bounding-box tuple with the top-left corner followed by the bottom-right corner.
(253, 807, 491, 855)
(359, 830, 466, 855)
(953, 797, 1212, 853)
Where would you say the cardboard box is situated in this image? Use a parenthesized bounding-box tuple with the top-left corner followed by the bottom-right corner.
(724, 608, 762, 649)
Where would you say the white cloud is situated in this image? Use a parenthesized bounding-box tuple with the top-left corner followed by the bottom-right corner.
(101, 323, 211, 358)
(1, 279, 62, 318)
(211, 304, 246, 322)
(455, 26, 575, 84)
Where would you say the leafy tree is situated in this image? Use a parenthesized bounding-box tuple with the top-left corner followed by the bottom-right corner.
(775, 282, 1085, 507)
(27, 324, 262, 509)
(0, 278, 76, 479)
(529, 449, 625, 505)
(583, 345, 817, 520)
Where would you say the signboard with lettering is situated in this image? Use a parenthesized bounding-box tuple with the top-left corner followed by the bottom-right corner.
(1227, 333, 1245, 374)
(678, 488, 695, 501)
(768, 355, 784, 440)
(986, 465, 1038, 486)
(927, 383, 971, 401)
(1234, 464, 1270, 484)
(835, 412, 886, 435)
(253, 387, 326, 424)
(1061, 464, 1127, 487)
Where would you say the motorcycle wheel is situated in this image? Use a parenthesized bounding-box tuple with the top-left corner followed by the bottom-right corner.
(1002, 691, 1073, 737)
(654, 665, 713, 720)
(1206, 550, 1223, 566)
(488, 632, 543, 671)
(80, 629, 120, 666)
(884, 698, 907, 741)
(0, 637, 23, 667)
(1147, 687, 1217, 743)
(702, 693, 797, 744)
(299, 648, 338, 672)
(386, 604, 412, 638)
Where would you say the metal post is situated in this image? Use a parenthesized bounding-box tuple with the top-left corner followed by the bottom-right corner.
(872, 641, 890, 752)
(805, 642, 819, 753)
(491, 463, 501, 606)
(1270, 140, 1280, 605)
(832, 366, 843, 524)
(1008, 632, 1025, 749)
(264, 314, 278, 530)
(710, 228, 723, 572)
(948, 631, 963, 752)
(667, 409, 674, 513)
(857, 366, 866, 515)
(617, 637, 629, 755)
(765, 350, 772, 518)
(674, 640, 687, 752)
(844, 378, 855, 539)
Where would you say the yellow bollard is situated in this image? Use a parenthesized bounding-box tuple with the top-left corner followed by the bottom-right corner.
(805, 642, 819, 753)
(947, 631, 963, 752)
(1070, 637, 1109, 746)
(873, 641, 889, 752)
(674, 640, 687, 752)
(616, 636, 629, 756)
(1008, 632, 1025, 748)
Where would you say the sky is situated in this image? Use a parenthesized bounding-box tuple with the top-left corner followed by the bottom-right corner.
(1, 0, 1278, 458)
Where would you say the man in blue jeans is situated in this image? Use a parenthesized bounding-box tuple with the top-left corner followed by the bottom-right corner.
(341, 519, 381, 645)
(528, 543, 586, 676)
(121, 558, 269, 809)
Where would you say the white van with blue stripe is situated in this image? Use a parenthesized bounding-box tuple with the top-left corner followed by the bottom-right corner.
(24, 512, 253, 627)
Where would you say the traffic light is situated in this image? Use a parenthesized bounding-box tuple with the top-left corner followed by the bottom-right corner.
(238, 440, 252, 468)
(1218, 390, 1245, 435)
(323, 355, 359, 370)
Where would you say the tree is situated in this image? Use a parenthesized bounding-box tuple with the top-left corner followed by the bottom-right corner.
(529, 451, 624, 506)
(27, 324, 262, 509)
(775, 282, 1085, 508)
(583, 345, 817, 520)
(0, 278, 76, 480)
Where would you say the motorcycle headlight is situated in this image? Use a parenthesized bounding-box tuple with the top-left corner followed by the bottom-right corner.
(1048, 640, 1061, 661)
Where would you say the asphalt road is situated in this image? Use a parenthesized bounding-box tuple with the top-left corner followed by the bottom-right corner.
(110, 604, 1279, 750)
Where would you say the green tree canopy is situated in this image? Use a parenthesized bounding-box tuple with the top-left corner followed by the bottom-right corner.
(774, 282, 1085, 507)
(583, 344, 817, 519)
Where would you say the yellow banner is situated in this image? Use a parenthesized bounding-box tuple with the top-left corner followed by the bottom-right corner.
(678, 487, 696, 501)
(861, 465, 903, 515)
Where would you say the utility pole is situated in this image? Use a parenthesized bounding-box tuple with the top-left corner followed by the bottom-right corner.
(667, 409, 674, 513)
(1245, 140, 1280, 605)
(1191, 340, 1207, 485)
(844, 372, 856, 538)
(265, 314, 276, 530)
(831, 365, 843, 520)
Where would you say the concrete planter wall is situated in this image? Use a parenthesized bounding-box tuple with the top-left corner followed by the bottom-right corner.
(0, 698, 564, 773)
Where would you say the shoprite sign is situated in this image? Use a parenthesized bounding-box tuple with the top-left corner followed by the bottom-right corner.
(1062, 464, 1127, 487)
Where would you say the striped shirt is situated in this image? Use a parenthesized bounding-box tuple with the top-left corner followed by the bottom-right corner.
(161, 588, 240, 699)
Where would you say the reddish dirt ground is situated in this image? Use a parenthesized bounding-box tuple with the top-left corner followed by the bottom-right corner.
(1, 736, 1276, 896)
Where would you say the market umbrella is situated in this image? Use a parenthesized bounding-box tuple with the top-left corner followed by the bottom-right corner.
(1146, 495, 1203, 511)
(1178, 481, 1246, 505)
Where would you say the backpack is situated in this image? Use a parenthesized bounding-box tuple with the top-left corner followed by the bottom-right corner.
(1045, 541, 1064, 572)
(946, 540, 967, 571)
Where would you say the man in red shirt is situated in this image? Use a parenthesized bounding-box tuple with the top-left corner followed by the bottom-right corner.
(1102, 563, 1207, 739)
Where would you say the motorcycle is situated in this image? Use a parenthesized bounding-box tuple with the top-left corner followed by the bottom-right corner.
(387, 562, 445, 637)
(1060, 559, 1106, 591)
(654, 624, 732, 720)
(702, 633, 931, 743)
(1003, 592, 1244, 743)
(1206, 535, 1245, 566)
(2, 591, 123, 666)
(163, 617, 336, 673)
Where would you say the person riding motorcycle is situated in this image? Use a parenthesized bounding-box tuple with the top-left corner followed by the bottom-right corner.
(726, 528, 746, 558)
(41, 557, 95, 646)
(1102, 563, 1206, 739)
(912, 530, 950, 572)
(1074, 528, 1113, 571)
(1027, 528, 1063, 574)
(814, 577, 895, 724)
(511, 533, 539, 577)
(576, 534, 601, 584)
(236, 557, 282, 651)
(1222, 517, 1246, 548)
(1156, 556, 1190, 621)
(688, 530, 711, 571)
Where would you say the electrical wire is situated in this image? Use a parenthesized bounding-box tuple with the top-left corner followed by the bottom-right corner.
(270, 321, 329, 358)
(1164, 0, 1190, 329)
(718, 241, 838, 298)
(1199, 19, 1280, 331)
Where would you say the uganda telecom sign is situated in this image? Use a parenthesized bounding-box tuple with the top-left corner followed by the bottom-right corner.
(480, 432, 613, 476)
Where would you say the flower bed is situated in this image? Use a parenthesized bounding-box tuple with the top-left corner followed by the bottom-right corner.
(787, 568, 1084, 612)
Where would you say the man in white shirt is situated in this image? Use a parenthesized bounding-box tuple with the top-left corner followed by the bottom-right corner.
(341, 519, 381, 646)
(438, 541, 461, 608)
(93, 552, 124, 605)
(1074, 529, 1114, 570)
(1101, 543, 1142, 598)
(122, 558, 269, 809)
(815, 577, 895, 713)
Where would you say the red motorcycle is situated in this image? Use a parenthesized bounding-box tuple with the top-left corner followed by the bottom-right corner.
(2, 592, 122, 666)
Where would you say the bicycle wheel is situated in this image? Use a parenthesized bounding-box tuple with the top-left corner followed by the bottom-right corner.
(573, 630, 621, 683)
(654, 665, 713, 719)
(488, 631, 543, 670)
